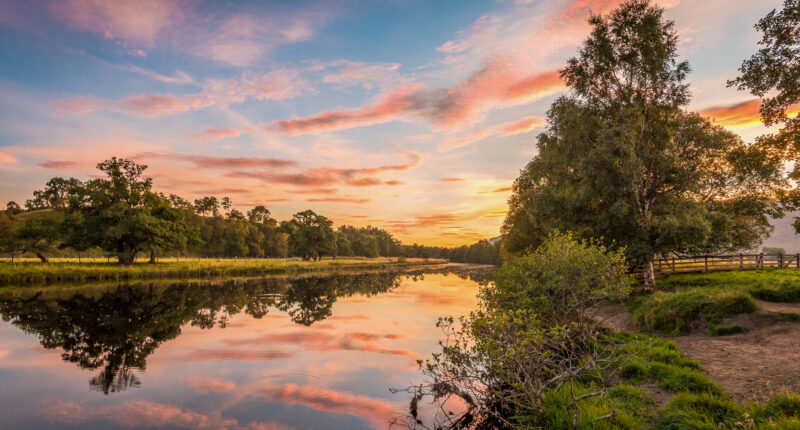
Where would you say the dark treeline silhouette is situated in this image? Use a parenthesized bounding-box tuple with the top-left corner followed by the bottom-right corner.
(0, 157, 500, 265)
(0, 266, 487, 394)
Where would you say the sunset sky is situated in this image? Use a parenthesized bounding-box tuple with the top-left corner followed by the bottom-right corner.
(0, 0, 788, 246)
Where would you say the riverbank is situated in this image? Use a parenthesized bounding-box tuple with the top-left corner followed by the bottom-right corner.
(591, 269, 800, 403)
(0, 257, 445, 286)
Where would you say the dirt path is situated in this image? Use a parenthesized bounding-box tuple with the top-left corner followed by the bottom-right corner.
(592, 304, 800, 401)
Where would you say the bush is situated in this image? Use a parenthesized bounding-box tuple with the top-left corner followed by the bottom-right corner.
(408, 232, 633, 429)
(709, 324, 746, 336)
(629, 289, 757, 335)
(489, 231, 631, 324)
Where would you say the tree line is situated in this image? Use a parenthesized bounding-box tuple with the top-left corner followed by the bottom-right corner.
(0, 158, 500, 264)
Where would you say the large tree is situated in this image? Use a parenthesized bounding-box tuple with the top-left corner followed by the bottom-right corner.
(503, 0, 789, 290)
(69, 158, 195, 264)
(288, 210, 336, 261)
(730, 0, 800, 233)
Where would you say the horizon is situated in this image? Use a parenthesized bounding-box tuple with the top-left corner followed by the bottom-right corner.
(0, 0, 788, 246)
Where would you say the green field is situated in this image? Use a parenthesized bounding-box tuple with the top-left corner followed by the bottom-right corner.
(0, 257, 444, 286)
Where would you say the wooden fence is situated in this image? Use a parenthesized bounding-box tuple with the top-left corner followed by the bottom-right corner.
(633, 253, 800, 276)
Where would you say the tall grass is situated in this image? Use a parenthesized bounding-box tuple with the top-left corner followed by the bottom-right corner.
(0, 257, 443, 286)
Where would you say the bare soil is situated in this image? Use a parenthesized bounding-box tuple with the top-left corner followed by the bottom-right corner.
(592, 303, 800, 401)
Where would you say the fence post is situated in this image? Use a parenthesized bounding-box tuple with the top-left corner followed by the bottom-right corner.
(739, 253, 743, 269)
(672, 257, 676, 273)
(704, 256, 708, 272)
(797, 254, 799, 269)
(779, 253, 784, 269)
(760, 252, 764, 268)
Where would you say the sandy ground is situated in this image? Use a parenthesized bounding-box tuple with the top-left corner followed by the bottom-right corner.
(592, 302, 800, 401)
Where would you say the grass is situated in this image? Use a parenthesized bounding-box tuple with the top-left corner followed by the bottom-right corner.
(0, 257, 444, 286)
(628, 288, 758, 335)
(536, 333, 800, 429)
(624, 269, 800, 335)
(709, 323, 746, 336)
(659, 270, 800, 303)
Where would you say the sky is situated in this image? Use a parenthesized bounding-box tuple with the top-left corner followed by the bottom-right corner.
(0, 0, 790, 246)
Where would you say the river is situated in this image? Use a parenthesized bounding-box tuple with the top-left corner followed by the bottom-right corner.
(0, 266, 490, 430)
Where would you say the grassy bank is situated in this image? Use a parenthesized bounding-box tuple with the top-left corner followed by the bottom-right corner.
(0, 257, 444, 286)
(544, 333, 800, 428)
(628, 269, 800, 335)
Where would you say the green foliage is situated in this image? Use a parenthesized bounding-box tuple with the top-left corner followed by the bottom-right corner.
(542, 382, 654, 429)
(410, 232, 632, 428)
(502, 0, 788, 293)
(288, 210, 336, 261)
(629, 288, 758, 335)
(658, 392, 742, 429)
(730, 0, 800, 231)
(751, 283, 800, 303)
(709, 324, 746, 336)
(0, 258, 436, 285)
(489, 232, 631, 323)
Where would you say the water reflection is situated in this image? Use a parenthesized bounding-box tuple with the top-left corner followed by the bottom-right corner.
(0, 272, 407, 394)
(0, 266, 488, 429)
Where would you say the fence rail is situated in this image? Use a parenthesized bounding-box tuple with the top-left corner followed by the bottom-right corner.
(633, 253, 800, 276)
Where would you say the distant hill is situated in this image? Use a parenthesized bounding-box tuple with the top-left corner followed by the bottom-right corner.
(488, 235, 504, 245)
(760, 211, 800, 254)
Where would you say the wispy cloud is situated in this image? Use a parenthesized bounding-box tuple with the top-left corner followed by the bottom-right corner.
(440, 115, 545, 151)
(267, 63, 562, 135)
(56, 69, 308, 117)
(190, 126, 241, 141)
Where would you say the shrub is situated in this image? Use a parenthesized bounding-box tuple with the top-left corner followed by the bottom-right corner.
(408, 232, 633, 429)
(489, 231, 631, 324)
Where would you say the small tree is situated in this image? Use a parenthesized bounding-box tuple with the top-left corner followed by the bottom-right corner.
(13, 211, 62, 262)
(400, 232, 631, 429)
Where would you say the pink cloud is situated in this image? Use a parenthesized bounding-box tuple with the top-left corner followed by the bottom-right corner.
(56, 70, 306, 118)
(41, 400, 293, 430)
(222, 151, 421, 189)
(0, 150, 19, 164)
(134, 152, 299, 169)
(37, 160, 78, 169)
(52, 0, 183, 48)
(267, 84, 425, 135)
(184, 376, 236, 394)
(55, 92, 216, 117)
(267, 61, 562, 135)
(190, 127, 241, 141)
(320, 59, 403, 90)
(251, 383, 400, 428)
(440, 115, 545, 151)
(700, 99, 799, 129)
(437, 39, 469, 53)
(306, 197, 370, 204)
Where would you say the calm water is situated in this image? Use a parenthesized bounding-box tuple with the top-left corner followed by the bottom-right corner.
(0, 267, 489, 430)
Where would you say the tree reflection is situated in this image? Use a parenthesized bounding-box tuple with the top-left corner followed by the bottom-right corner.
(0, 270, 434, 394)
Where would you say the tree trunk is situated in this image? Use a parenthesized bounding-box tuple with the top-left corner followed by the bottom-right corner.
(35, 252, 48, 263)
(642, 260, 656, 292)
(149, 249, 156, 264)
